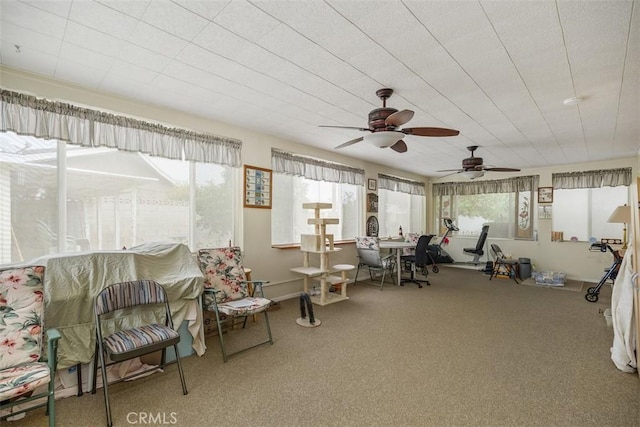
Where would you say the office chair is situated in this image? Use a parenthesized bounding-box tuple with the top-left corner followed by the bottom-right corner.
(0, 266, 60, 427)
(489, 244, 519, 284)
(197, 247, 273, 362)
(92, 280, 188, 427)
(400, 234, 434, 288)
(354, 236, 396, 290)
(463, 225, 490, 264)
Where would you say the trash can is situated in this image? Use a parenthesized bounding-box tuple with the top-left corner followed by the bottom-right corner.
(518, 258, 532, 280)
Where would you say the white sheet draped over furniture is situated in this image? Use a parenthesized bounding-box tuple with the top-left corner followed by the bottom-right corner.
(610, 246, 637, 373)
(14, 242, 205, 370)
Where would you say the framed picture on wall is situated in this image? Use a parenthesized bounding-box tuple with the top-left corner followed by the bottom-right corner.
(244, 165, 272, 209)
(538, 187, 553, 203)
(368, 178, 377, 191)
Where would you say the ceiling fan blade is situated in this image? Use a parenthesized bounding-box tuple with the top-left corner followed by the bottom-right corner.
(483, 167, 521, 172)
(319, 125, 369, 131)
(402, 127, 460, 137)
(390, 140, 407, 153)
(386, 109, 414, 127)
(335, 136, 364, 149)
(437, 168, 463, 172)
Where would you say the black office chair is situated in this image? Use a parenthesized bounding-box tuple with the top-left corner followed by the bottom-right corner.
(400, 234, 434, 288)
(463, 225, 489, 264)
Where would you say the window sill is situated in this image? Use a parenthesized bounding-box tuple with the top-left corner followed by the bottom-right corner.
(272, 239, 355, 250)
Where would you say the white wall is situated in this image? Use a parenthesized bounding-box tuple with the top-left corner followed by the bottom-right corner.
(2, 66, 636, 297)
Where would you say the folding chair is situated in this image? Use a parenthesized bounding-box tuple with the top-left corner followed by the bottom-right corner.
(92, 280, 188, 427)
(197, 247, 274, 362)
(489, 244, 519, 284)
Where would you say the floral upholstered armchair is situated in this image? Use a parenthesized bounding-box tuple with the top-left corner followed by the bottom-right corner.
(0, 266, 60, 427)
(197, 247, 273, 362)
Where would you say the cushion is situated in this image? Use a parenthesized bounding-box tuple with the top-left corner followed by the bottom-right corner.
(355, 236, 379, 250)
(198, 247, 248, 303)
(103, 324, 179, 357)
(216, 297, 272, 316)
(0, 266, 45, 370)
(0, 362, 50, 400)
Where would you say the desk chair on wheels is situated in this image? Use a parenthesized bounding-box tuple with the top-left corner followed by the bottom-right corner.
(400, 234, 434, 288)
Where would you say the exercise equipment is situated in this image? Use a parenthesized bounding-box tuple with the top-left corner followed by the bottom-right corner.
(428, 218, 458, 264)
(585, 243, 623, 303)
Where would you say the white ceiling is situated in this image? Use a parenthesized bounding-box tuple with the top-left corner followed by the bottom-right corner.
(1, 0, 638, 178)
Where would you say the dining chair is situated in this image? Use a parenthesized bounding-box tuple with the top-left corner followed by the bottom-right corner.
(400, 234, 434, 288)
(489, 244, 520, 284)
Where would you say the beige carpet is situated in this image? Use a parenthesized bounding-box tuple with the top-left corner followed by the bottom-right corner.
(14, 266, 638, 427)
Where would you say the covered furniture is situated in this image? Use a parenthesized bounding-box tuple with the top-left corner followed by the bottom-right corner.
(354, 236, 396, 290)
(92, 280, 188, 427)
(463, 225, 490, 264)
(489, 244, 519, 284)
(7, 242, 205, 371)
(400, 234, 434, 288)
(0, 266, 60, 427)
(197, 247, 273, 362)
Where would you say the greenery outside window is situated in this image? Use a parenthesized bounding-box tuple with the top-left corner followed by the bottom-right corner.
(433, 176, 537, 239)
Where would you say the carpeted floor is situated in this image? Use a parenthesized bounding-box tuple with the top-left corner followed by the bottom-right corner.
(13, 266, 639, 427)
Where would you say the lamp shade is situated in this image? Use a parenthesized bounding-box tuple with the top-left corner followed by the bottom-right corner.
(608, 205, 631, 224)
(365, 131, 404, 148)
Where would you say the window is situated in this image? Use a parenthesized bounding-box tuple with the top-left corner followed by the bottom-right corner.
(271, 149, 363, 245)
(0, 133, 238, 264)
(551, 168, 631, 242)
(272, 175, 361, 244)
(377, 174, 426, 237)
(1, 89, 242, 264)
(432, 176, 537, 239)
(552, 187, 628, 241)
(378, 190, 425, 237)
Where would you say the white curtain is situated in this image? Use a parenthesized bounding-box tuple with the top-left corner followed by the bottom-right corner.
(271, 148, 364, 185)
(1, 89, 241, 166)
(552, 168, 632, 189)
(433, 175, 538, 196)
(378, 173, 425, 195)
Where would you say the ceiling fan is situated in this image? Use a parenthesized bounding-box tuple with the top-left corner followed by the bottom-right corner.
(438, 145, 521, 179)
(319, 88, 459, 153)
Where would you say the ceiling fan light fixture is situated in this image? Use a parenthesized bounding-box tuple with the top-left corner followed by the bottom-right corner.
(365, 131, 404, 148)
(461, 170, 485, 179)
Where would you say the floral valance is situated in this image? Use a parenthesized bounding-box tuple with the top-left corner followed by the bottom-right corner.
(552, 168, 631, 189)
(0, 89, 241, 166)
(433, 175, 538, 196)
(378, 174, 425, 195)
(271, 148, 364, 185)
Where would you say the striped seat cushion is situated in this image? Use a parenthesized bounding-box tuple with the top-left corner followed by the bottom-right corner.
(0, 362, 50, 401)
(103, 324, 179, 357)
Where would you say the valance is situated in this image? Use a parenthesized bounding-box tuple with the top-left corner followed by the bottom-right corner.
(1, 89, 241, 166)
(271, 148, 364, 185)
(433, 175, 538, 196)
(552, 168, 631, 189)
(378, 174, 425, 195)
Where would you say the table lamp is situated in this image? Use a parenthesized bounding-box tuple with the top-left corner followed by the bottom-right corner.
(607, 204, 631, 249)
